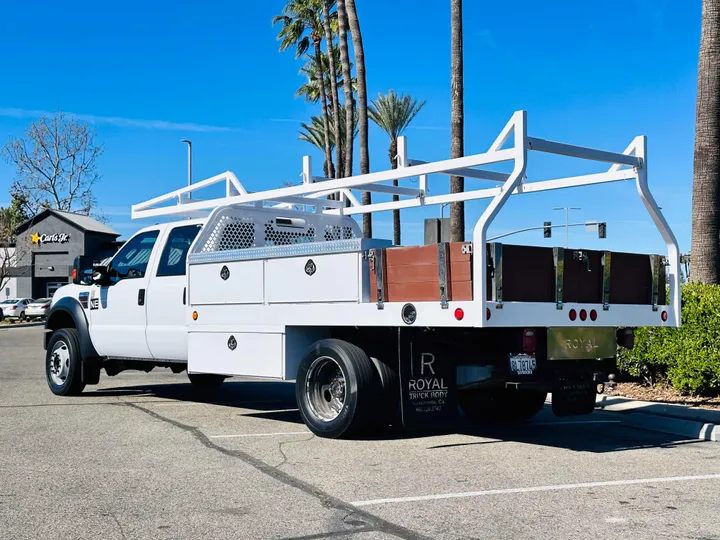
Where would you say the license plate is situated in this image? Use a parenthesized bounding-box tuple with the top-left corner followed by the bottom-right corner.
(509, 353, 537, 376)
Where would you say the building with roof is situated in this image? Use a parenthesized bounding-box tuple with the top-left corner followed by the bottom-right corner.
(10, 209, 121, 299)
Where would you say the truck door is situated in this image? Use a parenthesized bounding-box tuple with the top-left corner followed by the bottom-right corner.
(88, 230, 160, 359)
(145, 224, 202, 361)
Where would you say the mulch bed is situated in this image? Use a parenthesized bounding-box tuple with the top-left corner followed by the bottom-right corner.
(608, 382, 720, 410)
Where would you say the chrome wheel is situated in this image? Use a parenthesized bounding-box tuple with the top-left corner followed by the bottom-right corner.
(305, 356, 346, 422)
(49, 340, 71, 386)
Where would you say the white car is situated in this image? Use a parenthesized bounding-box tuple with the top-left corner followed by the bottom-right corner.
(0, 298, 34, 320)
(26, 298, 52, 319)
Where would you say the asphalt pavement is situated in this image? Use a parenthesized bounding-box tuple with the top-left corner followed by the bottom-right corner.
(1, 326, 719, 540)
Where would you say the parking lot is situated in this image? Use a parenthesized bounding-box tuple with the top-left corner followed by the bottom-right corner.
(1, 326, 719, 539)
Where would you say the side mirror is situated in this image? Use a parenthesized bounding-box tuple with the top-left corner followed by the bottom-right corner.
(72, 256, 94, 285)
(91, 265, 111, 286)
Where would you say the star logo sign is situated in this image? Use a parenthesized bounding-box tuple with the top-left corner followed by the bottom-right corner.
(30, 233, 41, 245)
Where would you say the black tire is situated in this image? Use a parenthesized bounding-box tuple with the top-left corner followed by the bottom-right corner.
(45, 328, 86, 396)
(459, 388, 547, 423)
(296, 339, 379, 439)
(188, 373, 226, 394)
(18, 311, 25, 322)
(370, 356, 400, 429)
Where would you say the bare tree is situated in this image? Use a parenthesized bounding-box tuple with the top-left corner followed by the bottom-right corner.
(691, 0, 720, 283)
(0, 207, 23, 294)
(2, 112, 103, 216)
(449, 0, 465, 243)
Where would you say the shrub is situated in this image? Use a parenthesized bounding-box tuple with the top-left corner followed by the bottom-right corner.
(617, 282, 720, 396)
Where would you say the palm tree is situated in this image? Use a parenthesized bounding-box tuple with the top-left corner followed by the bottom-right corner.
(336, 0, 355, 178)
(274, 0, 334, 180)
(449, 0, 465, 243)
(369, 91, 426, 245)
(691, 0, 720, 283)
(343, 0, 372, 238)
(323, 0, 342, 179)
(299, 110, 358, 177)
(295, 47, 355, 105)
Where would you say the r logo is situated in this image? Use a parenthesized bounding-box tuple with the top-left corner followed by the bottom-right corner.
(420, 352, 436, 376)
(220, 266, 230, 281)
(304, 259, 316, 276)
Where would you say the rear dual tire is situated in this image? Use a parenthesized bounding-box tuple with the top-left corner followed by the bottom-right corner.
(296, 339, 392, 439)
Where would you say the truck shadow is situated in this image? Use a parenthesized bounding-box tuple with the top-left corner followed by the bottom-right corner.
(94, 379, 706, 454)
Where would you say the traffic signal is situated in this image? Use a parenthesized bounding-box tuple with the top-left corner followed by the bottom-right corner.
(543, 221, 552, 238)
(598, 222, 607, 239)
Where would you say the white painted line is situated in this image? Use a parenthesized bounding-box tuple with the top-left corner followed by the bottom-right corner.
(531, 420, 622, 426)
(209, 431, 310, 439)
(351, 473, 720, 507)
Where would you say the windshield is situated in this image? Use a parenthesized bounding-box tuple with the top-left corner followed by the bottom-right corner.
(32, 298, 50, 304)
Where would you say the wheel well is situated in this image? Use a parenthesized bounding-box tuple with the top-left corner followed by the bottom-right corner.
(47, 310, 76, 332)
(44, 311, 76, 350)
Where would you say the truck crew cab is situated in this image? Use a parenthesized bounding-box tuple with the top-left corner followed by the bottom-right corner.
(43, 111, 680, 439)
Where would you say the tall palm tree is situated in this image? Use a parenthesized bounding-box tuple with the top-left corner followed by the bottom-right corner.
(449, 0, 465, 243)
(691, 0, 720, 283)
(336, 0, 355, 178)
(369, 91, 426, 245)
(299, 110, 358, 177)
(295, 47, 354, 104)
(323, 0, 342, 179)
(274, 0, 334, 180)
(344, 0, 372, 238)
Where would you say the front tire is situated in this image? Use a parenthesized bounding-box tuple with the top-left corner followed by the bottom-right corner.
(46, 328, 86, 396)
(459, 388, 547, 423)
(296, 339, 378, 439)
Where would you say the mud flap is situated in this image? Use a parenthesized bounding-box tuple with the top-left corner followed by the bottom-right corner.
(552, 379, 596, 416)
(398, 329, 459, 430)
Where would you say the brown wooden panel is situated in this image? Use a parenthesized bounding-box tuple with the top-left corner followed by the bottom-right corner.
(386, 280, 472, 302)
(563, 249, 603, 303)
(608, 252, 665, 305)
(501, 245, 555, 302)
(384, 244, 437, 266)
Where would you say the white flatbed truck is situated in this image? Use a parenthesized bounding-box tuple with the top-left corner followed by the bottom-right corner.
(43, 111, 680, 438)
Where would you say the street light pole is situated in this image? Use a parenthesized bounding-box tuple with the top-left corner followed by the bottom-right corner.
(181, 139, 192, 200)
(553, 207, 581, 248)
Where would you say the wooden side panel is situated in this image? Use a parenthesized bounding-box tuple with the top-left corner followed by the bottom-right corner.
(609, 252, 666, 305)
(369, 242, 472, 303)
(501, 245, 555, 302)
(563, 249, 604, 303)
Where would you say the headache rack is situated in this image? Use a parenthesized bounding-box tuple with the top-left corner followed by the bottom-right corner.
(132, 110, 681, 327)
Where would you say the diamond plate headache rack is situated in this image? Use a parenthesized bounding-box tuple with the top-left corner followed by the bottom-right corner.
(188, 238, 392, 265)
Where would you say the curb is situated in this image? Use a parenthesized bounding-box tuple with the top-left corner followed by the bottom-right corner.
(0, 322, 45, 330)
(596, 395, 720, 442)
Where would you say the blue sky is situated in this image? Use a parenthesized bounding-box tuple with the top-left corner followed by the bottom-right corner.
(0, 0, 700, 255)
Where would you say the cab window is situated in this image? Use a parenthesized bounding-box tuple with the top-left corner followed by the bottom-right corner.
(156, 224, 202, 277)
(109, 230, 159, 282)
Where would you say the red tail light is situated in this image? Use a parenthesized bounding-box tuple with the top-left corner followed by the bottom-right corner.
(579, 309, 588, 321)
(590, 309, 598, 321)
(42, 304, 50, 309)
(661, 311, 668, 322)
(454, 308, 464, 321)
(568, 309, 577, 321)
(523, 329, 536, 353)
(486, 308, 491, 320)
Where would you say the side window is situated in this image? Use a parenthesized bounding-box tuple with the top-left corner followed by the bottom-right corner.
(109, 230, 160, 283)
(156, 224, 202, 277)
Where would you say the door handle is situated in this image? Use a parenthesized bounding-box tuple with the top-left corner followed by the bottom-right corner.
(138, 289, 145, 306)
(182, 287, 186, 305)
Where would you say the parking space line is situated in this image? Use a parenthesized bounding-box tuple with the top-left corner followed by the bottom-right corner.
(209, 431, 310, 438)
(351, 473, 720, 507)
